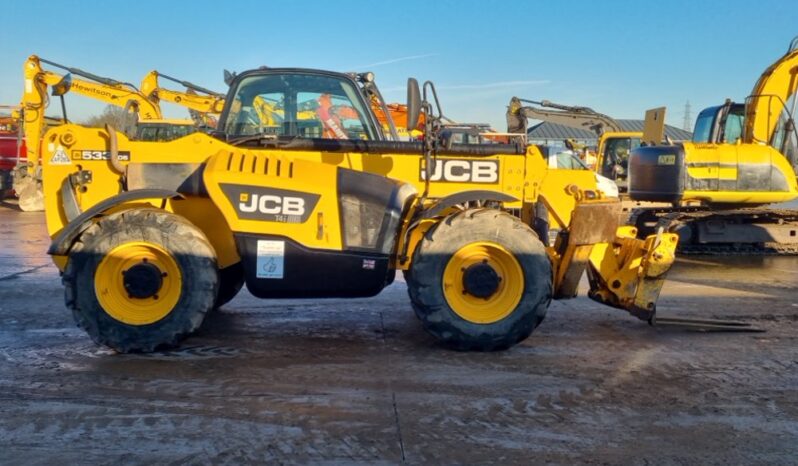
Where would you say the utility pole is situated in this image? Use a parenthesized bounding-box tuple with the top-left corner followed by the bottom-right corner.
(683, 100, 692, 132)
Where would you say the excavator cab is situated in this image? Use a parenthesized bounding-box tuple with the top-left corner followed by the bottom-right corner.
(135, 119, 198, 142)
(692, 101, 745, 144)
(598, 135, 640, 186)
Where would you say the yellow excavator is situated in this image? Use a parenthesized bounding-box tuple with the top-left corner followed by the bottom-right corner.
(506, 97, 653, 192)
(629, 36, 798, 254)
(14, 56, 164, 211)
(140, 70, 225, 129)
(28, 59, 689, 351)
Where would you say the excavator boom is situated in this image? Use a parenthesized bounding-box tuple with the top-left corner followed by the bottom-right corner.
(140, 71, 226, 116)
(506, 97, 623, 137)
(21, 55, 162, 167)
(15, 55, 163, 211)
(744, 37, 798, 146)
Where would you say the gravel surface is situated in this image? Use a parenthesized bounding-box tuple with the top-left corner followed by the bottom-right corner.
(1, 205, 797, 465)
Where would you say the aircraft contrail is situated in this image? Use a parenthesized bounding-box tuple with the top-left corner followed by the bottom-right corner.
(355, 53, 439, 68)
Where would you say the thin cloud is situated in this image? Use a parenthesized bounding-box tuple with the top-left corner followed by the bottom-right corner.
(438, 80, 550, 90)
(378, 79, 549, 93)
(355, 53, 439, 68)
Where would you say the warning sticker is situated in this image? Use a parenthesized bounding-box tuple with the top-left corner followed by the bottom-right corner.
(49, 147, 71, 165)
(256, 240, 285, 279)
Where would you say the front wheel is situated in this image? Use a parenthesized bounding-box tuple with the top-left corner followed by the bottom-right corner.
(406, 209, 552, 351)
(63, 209, 219, 352)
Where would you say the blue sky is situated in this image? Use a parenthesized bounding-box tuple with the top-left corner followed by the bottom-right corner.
(0, 0, 795, 130)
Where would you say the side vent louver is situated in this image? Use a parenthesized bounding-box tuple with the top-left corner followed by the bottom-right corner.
(223, 152, 294, 178)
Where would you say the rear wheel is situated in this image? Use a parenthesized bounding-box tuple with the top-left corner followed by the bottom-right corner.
(63, 209, 218, 352)
(407, 209, 552, 351)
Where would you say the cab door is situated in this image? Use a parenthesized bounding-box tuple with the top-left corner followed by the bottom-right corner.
(717, 109, 744, 192)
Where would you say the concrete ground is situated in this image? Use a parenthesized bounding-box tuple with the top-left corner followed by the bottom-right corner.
(1, 204, 797, 465)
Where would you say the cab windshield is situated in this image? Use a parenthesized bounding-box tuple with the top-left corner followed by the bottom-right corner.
(693, 104, 745, 143)
(223, 73, 377, 141)
(692, 107, 716, 143)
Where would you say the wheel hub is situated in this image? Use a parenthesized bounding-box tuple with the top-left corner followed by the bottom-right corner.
(123, 261, 164, 299)
(442, 241, 523, 324)
(462, 261, 501, 299)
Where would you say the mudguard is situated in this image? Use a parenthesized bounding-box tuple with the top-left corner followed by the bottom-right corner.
(421, 190, 518, 219)
(47, 189, 183, 256)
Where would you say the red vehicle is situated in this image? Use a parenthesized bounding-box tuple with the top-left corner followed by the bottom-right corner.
(0, 117, 25, 199)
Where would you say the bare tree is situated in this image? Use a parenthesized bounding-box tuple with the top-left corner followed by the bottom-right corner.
(82, 106, 137, 136)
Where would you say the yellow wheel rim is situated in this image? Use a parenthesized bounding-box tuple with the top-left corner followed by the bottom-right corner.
(442, 241, 524, 324)
(95, 241, 183, 325)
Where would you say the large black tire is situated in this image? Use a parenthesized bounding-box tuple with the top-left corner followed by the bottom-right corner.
(214, 262, 245, 308)
(63, 209, 219, 352)
(407, 209, 552, 351)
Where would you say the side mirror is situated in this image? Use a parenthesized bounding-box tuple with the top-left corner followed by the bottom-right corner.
(223, 70, 236, 86)
(406, 78, 421, 131)
(51, 73, 72, 97)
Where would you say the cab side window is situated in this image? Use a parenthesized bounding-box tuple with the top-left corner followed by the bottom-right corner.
(723, 111, 744, 143)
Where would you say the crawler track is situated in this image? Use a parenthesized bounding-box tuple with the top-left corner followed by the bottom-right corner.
(629, 207, 798, 255)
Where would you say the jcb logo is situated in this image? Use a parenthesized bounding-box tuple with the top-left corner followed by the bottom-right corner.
(420, 159, 499, 183)
(239, 194, 306, 216)
(221, 184, 320, 223)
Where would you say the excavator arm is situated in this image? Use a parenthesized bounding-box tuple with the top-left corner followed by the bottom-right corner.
(21, 55, 162, 168)
(744, 36, 798, 150)
(27, 56, 161, 120)
(15, 55, 162, 211)
(140, 71, 225, 127)
(507, 97, 622, 137)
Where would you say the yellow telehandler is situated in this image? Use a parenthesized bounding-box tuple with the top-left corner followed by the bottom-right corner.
(34, 62, 679, 352)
